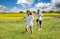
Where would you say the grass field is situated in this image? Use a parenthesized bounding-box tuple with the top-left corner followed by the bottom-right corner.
(0, 13, 60, 39)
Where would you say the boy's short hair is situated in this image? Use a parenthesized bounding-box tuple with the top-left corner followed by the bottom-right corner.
(37, 9, 40, 11)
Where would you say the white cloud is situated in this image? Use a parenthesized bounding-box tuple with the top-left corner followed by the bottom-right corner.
(34, 0, 60, 11)
(43, 6, 53, 11)
(35, 2, 51, 8)
(11, 7, 20, 12)
(0, 5, 8, 12)
(30, 7, 37, 11)
(17, 0, 34, 5)
(44, 0, 60, 11)
(51, 0, 60, 4)
(29, 2, 52, 11)
(51, 0, 60, 11)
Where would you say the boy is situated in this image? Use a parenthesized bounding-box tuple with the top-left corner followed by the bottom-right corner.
(36, 9, 43, 31)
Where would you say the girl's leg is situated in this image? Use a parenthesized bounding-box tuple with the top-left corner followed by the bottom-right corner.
(30, 26, 33, 34)
(25, 25, 28, 33)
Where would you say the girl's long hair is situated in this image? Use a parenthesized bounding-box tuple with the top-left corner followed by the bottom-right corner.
(29, 11, 33, 15)
(30, 11, 35, 17)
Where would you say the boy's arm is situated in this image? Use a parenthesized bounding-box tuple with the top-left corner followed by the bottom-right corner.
(41, 14, 43, 17)
(41, 11, 43, 17)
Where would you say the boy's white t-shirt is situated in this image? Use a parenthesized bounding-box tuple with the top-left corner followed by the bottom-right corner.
(36, 12, 43, 20)
(25, 15, 33, 26)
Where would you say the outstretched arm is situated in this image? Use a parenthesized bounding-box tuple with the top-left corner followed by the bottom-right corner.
(23, 16, 25, 19)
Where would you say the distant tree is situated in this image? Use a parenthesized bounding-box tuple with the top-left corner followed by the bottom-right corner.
(33, 11, 36, 13)
(19, 11, 23, 13)
(55, 11, 60, 13)
(42, 11, 46, 13)
(49, 11, 54, 13)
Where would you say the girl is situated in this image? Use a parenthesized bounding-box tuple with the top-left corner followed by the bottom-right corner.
(36, 9, 43, 31)
(23, 10, 34, 34)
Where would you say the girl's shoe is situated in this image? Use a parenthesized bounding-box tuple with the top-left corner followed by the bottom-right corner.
(38, 28, 42, 31)
(26, 32, 28, 35)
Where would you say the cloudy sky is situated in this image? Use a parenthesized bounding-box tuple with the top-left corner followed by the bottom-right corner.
(0, 0, 60, 12)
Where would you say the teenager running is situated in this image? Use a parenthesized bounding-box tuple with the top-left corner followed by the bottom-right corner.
(36, 9, 43, 31)
(23, 10, 34, 34)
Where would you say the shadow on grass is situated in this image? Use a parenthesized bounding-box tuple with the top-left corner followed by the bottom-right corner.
(8, 30, 26, 35)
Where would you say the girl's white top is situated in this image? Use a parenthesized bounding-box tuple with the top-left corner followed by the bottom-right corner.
(25, 15, 34, 22)
(36, 12, 43, 20)
(25, 15, 34, 26)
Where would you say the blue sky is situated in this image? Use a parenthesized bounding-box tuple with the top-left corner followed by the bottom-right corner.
(0, 0, 60, 12)
(0, 0, 51, 9)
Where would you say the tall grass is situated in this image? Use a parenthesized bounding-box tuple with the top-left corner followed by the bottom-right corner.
(0, 18, 60, 39)
(0, 13, 60, 39)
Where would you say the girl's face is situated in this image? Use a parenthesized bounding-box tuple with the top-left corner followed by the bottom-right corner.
(27, 11, 30, 15)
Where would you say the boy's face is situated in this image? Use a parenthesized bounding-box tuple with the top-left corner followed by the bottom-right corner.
(38, 10, 40, 13)
(38, 10, 41, 13)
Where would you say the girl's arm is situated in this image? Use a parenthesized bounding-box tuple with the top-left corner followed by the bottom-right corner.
(31, 15, 34, 20)
(23, 17, 25, 19)
(23, 16, 26, 19)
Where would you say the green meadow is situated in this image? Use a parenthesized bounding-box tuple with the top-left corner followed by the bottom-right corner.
(0, 13, 60, 39)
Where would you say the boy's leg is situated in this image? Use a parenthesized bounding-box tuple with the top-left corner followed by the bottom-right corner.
(30, 26, 33, 34)
(37, 22, 39, 29)
(36, 19, 39, 29)
(38, 21, 42, 31)
(39, 21, 42, 28)
(38, 22, 40, 29)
